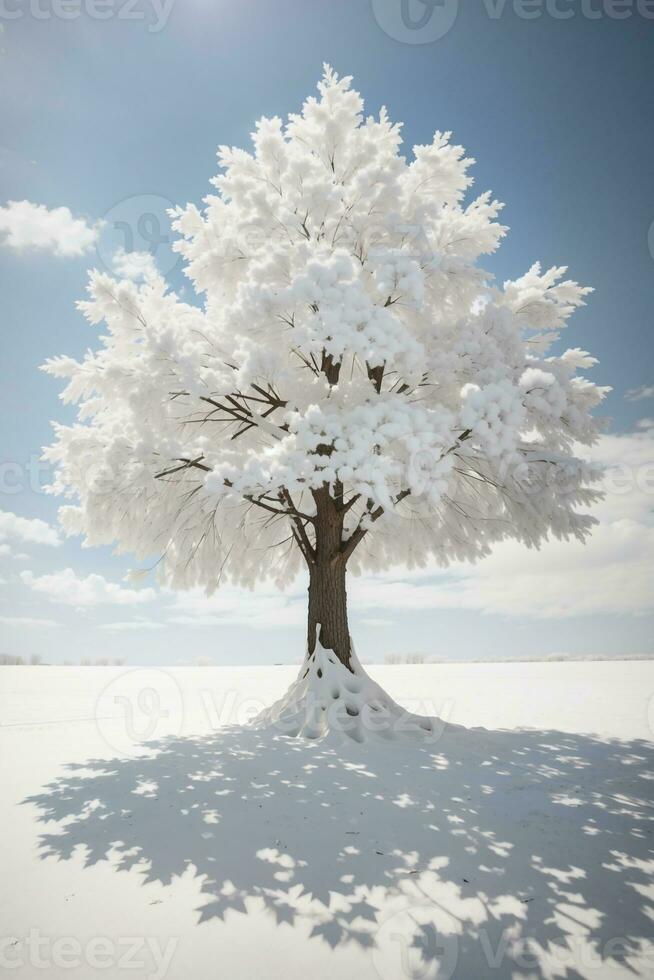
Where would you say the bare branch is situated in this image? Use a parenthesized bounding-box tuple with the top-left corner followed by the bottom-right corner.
(154, 456, 211, 479)
(279, 488, 316, 561)
(340, 488, 411, 561)
(339, 429, 473, 560)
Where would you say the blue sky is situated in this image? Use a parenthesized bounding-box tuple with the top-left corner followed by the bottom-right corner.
(0, 0, 653, 664)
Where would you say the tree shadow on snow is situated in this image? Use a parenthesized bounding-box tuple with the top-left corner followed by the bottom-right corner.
(24, 722, 654, 978)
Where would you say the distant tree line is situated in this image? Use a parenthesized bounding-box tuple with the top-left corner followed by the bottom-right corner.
(384, 653, 428, 664)
(0, 655, 127, 666)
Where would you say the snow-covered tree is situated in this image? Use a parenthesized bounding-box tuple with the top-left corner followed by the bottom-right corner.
(44, 68, 607, 739)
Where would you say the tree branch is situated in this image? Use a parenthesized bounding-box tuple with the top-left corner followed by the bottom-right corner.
(154, 456, 211, 479)
(340, 488, 411, 561)
(339, 429, 473, 560)
(279, 488, 316, 561)
(198, 395, 289, 440)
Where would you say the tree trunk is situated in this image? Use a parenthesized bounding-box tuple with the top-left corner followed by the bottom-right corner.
(307, 486, 352, 670)
(253, 485, 438, 741)
(308, 558, 351, 670)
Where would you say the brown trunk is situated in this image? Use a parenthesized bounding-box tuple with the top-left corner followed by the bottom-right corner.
(308, 558, 351, 669)
(307, 486, 352, 670)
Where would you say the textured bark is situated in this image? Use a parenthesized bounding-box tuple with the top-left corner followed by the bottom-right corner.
(307, 486, 352, 670)
(308, 558, 351, 669)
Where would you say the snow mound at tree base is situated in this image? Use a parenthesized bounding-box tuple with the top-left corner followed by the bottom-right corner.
(252, 641, 440, 744)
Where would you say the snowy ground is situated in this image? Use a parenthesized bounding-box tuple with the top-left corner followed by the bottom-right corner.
(2, 661, 653, 979)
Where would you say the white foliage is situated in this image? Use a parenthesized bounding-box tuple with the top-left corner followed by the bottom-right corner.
(43, 67, 607, 592)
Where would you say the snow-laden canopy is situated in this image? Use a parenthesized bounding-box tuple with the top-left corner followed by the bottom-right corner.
(43, 66, 607, 595)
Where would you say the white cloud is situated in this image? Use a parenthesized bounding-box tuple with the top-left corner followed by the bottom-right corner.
(21, 568, 155, 607)
(0, 200, 100, 257)
(0, 509, 60, 547)
(586, 427, 654, 525)
(626, 384, 654, 402)
(111, 248, 158, 281)
(101, 620, 164, 631)
(0, 616, 62, 629)
(349, 523, 652, 619)
(167, 584, 304, 629)
(349, 426, 654, 620)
